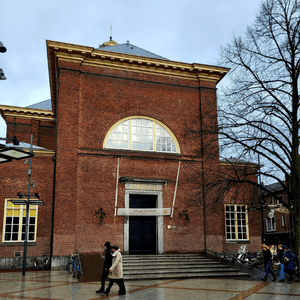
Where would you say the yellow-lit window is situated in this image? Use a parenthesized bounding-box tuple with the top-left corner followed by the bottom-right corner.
(3, 199, 38, 242)
(225, 204, 249, 241)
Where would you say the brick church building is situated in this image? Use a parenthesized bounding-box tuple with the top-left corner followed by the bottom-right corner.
(0, 39, 262, 269)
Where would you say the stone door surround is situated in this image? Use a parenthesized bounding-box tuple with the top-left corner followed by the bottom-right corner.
(123, 182, 164, 254)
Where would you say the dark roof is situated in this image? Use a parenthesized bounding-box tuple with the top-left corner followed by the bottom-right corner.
(264, 181, 284, 193)
(5, 142, 49, 151)
(26, 99, 52, 110)
(98, 42, 167, 60)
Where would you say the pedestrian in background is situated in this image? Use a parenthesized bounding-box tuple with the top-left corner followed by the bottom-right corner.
(283, 245, 295, 284)
(104, 245, 126, 296)
(261, 244, 277, 282)
(96, 241, 113, 293)
(277, 244, 285, 282)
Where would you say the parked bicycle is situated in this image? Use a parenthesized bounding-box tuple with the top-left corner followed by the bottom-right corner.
(33, 254, 51, 270)
(66, 254, 82, 279)
(236, 245, 264, 268)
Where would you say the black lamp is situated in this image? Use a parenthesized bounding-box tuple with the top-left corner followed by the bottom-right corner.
(0, 41, 7, 53)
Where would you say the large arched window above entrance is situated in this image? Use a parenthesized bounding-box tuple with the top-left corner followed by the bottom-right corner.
(104, 116, 180, 154)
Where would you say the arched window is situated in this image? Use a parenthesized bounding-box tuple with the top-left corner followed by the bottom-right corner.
(104, 117, 180, 154)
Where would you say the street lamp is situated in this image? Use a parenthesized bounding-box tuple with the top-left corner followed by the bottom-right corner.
(0, 41, 7, 53)
(0, 136, 34, 163)
(9, 134, 44, 276)
(0, 68, 6, 80)
(0, 41, 7, 80)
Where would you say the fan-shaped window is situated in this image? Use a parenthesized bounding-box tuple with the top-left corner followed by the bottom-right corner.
(104, 117, 180, 153)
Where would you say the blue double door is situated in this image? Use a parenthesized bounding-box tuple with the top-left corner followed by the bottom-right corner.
(129, 194, 157, 255)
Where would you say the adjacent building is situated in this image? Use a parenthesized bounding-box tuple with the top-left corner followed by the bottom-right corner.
(262, 181, 293, 247)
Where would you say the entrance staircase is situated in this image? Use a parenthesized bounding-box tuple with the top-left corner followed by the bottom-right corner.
(122, 254, 250, 280)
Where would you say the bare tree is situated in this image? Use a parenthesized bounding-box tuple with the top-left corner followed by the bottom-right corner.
(217, 0, 300, 256)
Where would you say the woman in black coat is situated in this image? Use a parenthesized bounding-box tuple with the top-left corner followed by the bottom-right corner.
(261, 244, 277, 281)
(96, 241, 113, 293)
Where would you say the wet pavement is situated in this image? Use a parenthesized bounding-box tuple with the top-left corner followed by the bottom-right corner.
(1, 270, 300, 299)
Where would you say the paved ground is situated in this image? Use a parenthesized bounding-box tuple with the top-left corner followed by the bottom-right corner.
(1, 270, 300, 300)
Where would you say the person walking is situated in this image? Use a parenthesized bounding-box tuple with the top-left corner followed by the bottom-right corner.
(96, 241, 113, 293)
(277, 244, 285, 282)
(104, 245, 126, 296)
(283, 245, 295, 284)
(261, 244, 277, 282)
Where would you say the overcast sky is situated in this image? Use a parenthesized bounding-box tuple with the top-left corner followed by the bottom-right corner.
(0, 0, 263, 139)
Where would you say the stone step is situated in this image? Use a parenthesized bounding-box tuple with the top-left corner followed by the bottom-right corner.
(123, 261, 223, 269)
(123, 257, 208, 261)
(121, 254, 250, 280)
(124, 267, 236, 275)
(123, 254, 201, 260)
(123, 258, 211, 263)
(123, 271, 250, 280)
(123, 259, 212, 265)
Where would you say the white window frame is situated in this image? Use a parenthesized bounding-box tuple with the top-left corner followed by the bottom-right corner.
(104, 116, 180, 154)
(282, 215, 286, 227)
(225, 204, 249, 242)
(2, 199, 38, 243)
(266, 216, 276, 232)
(271, 195, 282, 206)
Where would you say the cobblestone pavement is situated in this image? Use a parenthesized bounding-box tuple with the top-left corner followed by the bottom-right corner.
(1, 270, 300, 300)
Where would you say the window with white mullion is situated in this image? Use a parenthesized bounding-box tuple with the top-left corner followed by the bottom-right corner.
(225, 204, 249, 241)
(236, 205, 248, 240)
(106, 120, 129, 149)
(128, 119, 132, 149)
(225, 205, 236, 240)
(266, 217, 276, 232)
(3, 199, 38, 242)
(155, 123, 176, 152)
(105, 117, 179, 153)
(131, 118, 153, 151)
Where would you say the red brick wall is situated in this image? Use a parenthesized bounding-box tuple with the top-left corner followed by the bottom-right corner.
(6, 116, 56, 150)
(51, 60, 218, 255)
(0, 156, 54, 258)
(203, 164, 261, 253)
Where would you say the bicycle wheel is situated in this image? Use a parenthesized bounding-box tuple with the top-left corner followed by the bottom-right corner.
(41, 259, 47, 270)
(37, 260, 44, 270)
(44, 257, 51, 270)
(74, 262, 82, 279)
(73, 265, 79, 279)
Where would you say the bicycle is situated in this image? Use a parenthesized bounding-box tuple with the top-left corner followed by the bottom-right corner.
(33, 254, 51, 270)
(66, 254, 82, 279)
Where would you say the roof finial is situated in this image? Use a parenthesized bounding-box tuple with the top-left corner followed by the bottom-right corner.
(110, 25, 112, 41)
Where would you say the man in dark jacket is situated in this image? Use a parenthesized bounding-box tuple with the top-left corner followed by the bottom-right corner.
(96, 241, 113, 293)
(283, 245, 295, 284)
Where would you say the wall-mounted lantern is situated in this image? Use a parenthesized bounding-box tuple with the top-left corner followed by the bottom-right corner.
(94, 207, 106, 221)
(179, 210, 189, 221)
